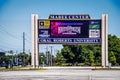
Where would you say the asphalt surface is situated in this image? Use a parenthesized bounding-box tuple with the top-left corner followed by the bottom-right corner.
(0, 67, 120, 80)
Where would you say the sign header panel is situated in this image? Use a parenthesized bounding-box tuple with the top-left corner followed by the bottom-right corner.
(49, 14, 90, 19)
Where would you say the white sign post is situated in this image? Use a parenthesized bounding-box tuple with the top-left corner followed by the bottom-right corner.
(31, 14, 39, 68)
(101, 14, 108, 67)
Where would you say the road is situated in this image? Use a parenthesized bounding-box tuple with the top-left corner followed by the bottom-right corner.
(0, 67, 120, 80)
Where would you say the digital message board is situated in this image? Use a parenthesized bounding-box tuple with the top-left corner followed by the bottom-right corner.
(38, 19, 101, 44)
(50, 20, 89, 38)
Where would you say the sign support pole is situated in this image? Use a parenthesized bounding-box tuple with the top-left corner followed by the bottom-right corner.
(101, 14, 108, 68)
(31, 14, 39, 68)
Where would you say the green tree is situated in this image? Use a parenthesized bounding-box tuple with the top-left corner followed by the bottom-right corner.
(81, 45, 97, 66)
(94, 45, 101, 65)
(60, 45, 99, 66)
(0, 55, 11, 68)
(55, 51, 66, 65)
(39, 52, 46, 64)
(108, 34, 120, 65)
(89, 50, 94, 66)
(61, 46, 75, 65)
(17, 53, 31, 66)
(109, 51, 116, 65)
(54, 34, 120, 66)
(24, 53, 31, 65)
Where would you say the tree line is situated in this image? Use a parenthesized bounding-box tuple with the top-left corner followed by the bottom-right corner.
(54, 34, 120, 66)
(0, 34, 120, 67)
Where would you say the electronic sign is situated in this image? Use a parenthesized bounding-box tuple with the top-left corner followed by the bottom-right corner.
(50, 20, 89, 38)
(38, 19, 101, 44)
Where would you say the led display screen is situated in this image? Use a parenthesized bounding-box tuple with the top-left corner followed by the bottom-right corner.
(50, 20, 89, 38)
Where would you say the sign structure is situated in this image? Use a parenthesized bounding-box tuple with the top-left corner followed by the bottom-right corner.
(31, 14, 108, 68)
(38, 15, 101, 44)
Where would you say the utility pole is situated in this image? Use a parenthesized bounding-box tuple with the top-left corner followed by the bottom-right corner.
(23, 32, 25, 66)
(50, 46, 53, 66)
(45, 46, 48, 66)
(23, 32, 25, 54)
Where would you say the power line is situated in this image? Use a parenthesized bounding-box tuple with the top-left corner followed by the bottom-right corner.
(25, 33, 31, 40)
(0, 39, 22, 48)
(0, 25, 22, 40)
(0, 25, 23, 52)
(0, 25, 31, 54)
(0, 44, 21, 51)
(25, 33, 31, 43)
(25, 38, 31, 44)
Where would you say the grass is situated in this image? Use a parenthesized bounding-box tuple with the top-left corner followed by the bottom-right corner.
(0, 67, 45, 71)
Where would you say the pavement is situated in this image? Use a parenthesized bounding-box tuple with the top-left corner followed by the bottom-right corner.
(0, 67, 120, 80)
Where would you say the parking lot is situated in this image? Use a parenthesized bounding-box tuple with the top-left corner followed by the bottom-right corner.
(0, 67, 120, 80)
